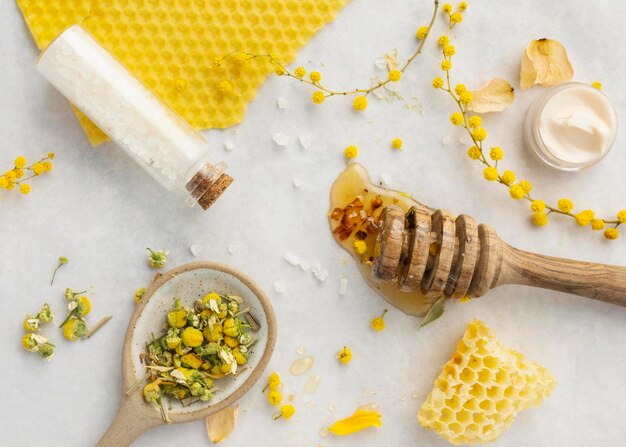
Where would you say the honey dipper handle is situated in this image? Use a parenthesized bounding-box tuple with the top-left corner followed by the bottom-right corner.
(495, 243, 626, 306)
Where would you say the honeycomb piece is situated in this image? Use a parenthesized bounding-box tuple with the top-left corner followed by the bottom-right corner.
(418, 320, 556, 445)
(17, 0, 350, 146)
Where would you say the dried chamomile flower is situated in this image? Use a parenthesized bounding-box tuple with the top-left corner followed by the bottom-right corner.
(37, 303, 54, 323)
(51, 256, 68, 286)
(146, 248, 168, 269)
(23, 316, 40, 332)
(134, 287, 147, 303)
(23, 303, 55, 331)
(206, 405, 239, 443)
(520, 38, 574, 89)
(60, 288, 92, 340)
(467, 78, 515, 113)
(135, 292, 255, 419)
(22, 333, 56, 360)
(328, 407, 382, 436)
(62, 318, 88, 341)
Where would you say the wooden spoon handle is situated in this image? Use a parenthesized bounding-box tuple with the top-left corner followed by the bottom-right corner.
(495, 242, 626, 306)
(96, 395, 160, 447)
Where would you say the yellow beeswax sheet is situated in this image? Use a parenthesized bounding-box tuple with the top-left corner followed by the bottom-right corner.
(17, 0, 350, 146)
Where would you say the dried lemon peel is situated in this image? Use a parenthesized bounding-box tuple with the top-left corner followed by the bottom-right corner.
(206, 405, 239, 443)
(418, 320, 556, 445)
(433, 11, 624, 239)
(467, 78, 515, 113)
(217, 0, 440, 107)
(328, 407, 382, 435)
(520, 38, 574, 89)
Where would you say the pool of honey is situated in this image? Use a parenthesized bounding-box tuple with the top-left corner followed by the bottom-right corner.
(328, 163, 437, 317)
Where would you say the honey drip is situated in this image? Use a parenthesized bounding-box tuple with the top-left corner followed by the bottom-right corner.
(328, 163, 436, 317)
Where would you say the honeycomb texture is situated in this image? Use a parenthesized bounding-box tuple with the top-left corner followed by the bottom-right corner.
(17, 0, 350, 145)
(418, 320, 556, 445)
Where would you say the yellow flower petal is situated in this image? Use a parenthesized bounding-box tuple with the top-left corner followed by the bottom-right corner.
(467, 77, 515, 113)
(520, 38, 574, 89)
(328, 408, 382, 436)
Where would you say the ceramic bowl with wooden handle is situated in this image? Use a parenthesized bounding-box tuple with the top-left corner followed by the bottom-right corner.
(97, 262, 277, 446)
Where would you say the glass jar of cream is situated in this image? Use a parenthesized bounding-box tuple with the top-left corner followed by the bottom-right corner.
(524, 82, 618, 171)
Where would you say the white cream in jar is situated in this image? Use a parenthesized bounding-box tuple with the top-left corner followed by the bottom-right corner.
(524, 83, 618, 171)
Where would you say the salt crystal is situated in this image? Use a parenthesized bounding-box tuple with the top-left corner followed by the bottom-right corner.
(284, 252, 300, 266)
(277, 97, 288, 109)
(327, 402, 336, 412)
(274, 280, 286, 293)
(273, 132, 289, 146)
(293, 177, 303, 188)
(228, 241, 241, 254)
(339, 277, 349, 295)
(380, 172, 393, 188)
(311, 263, 328, 282)
(442, 136, 451, 146)
(412, 390, 420, 399)
(298, 134, 313, 149)
(189, 244, 202, 257)
(299, 262, 310, 272)
(224, 140, 235, 151)
(295, 346, 306, 356)
(319, 428, 329, 438)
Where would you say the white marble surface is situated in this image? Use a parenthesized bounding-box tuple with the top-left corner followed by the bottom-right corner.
(2, 1, 626, 446)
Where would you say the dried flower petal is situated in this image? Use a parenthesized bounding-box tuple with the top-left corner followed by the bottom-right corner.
(328, 408, 382, 436)
(520, 38, 574, 89)
(205, 405, 239, 443)
(467, 78, 515, 113)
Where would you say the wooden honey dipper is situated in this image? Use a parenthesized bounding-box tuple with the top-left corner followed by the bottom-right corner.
(372, 204, 626, 306)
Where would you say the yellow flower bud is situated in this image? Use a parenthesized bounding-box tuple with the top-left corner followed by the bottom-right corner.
(530, 200, 546, 213)
(483, 167, 499, 182)
(416, 26, 430, 40)
(509, 184, 525, 200)
(353, 96, 368, 111)
(532, 213, 548, 227)
(344, 145, 358, 159)
(558, 198, 574, 213)
(388, 69, 401, 82)
(338, 346, 352, 364)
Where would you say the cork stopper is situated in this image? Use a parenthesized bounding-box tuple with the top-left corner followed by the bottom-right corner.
(186, 163, 233, 210)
